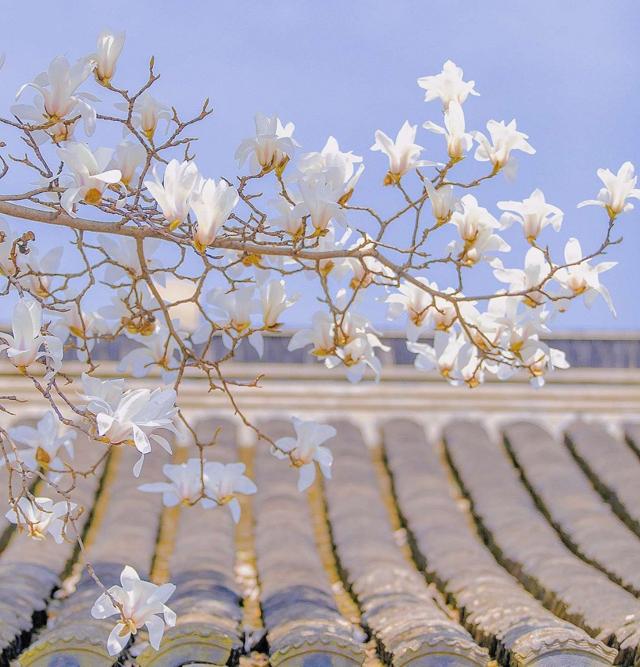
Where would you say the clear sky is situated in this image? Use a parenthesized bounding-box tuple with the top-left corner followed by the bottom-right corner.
(1, 1, 638, 330)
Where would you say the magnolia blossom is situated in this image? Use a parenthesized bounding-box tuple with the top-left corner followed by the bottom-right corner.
(387, 278, 433, 341)
(58, 143, 122, 214)
(288, 310, 335, 358)
(80, 374, 178, 476)
(409, 330, 466, 380)
(554, 238, 617, 314)
(425, 181, 456, 226)
(296, 136, 364, 204)
(418, 60, 478, 108)
(5, 497, 75, 543)
(474, 119, 535, 173)
(91, 566, 176, 656)
(517, 339, 569, 387)
(449, 194, 510, 265)
(578, 161, 640, 218)
(236, 113, 297, 174)
(191, 178, 239, 251)
(13, 56, 96, 141)
(5, 411, 75, 476)
(118, 324, 180, 383)
(498, 189, 563, 243)
(119, 92, 171, 141)
(273, 417, 335, 491)
(92, 30, 125, 84)
(297, 179, 346, 235)
(423, 100, 472, 161)
(270, 197, 305, 238)
(139, 458, 204, 507)
(0, 299, 63, 378)
(202, 462, 257, 522)
(260, 279, 295, 330)
(145, 159, 201, 230)
(110, 141, 146, 187)
(98, 236, 162, 285)
(491, 247, 551, 308)
(17, 245, 63, 297)
(371, 121, 434, 185)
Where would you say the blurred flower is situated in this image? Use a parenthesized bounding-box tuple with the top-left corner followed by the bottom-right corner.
(110, 140, 146, 187)
(202, 462, 257, 522)
(6, 497, 75, 543)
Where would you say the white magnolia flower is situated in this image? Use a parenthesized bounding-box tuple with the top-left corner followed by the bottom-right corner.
(288, 310, 335, 358)
(273, 417, 335, 491)
(296, 136, 364, 204)
(491, 246, 551, 308)
(297, 179, 346, 235)
(498, 189, 563, 243)
(554, 238, 617, 314)
(260, 279, 295, 330)
(191, 178, 239, 252)
(424, 181, 456, 226)
(202, 462, 257, 522)
(91, 566, 176, 656)
(269, 196, 305, 238)
(0, 300, 62, 379)
(58, 143, 121, 214)
(5, 411, 75, 475)
(236, 113, 297, 174)
(450, 194, 510, 265)
(110, 141, 146, 187)
(408, 330, 466, 380)
(145, 159, 201, 230)
(371, 121, 435, 185)
(118, 324, 180, 383)
(17, 244, 63, 297)
(119, 92, 171, 141)
(98, 236, 162, 285)
(80, 374, 178, 476)
(13, 56, 96, 141)
(387, 278, 455, 341)
(474, 119, 535, 173)
(139, 458, 204, 507)
(417, 60, 479, 108)
(423, 100, 472, 161)
(92, 29, 126, 85)
(5, 497, 75, 543)
(519, 339, 569, 388)
(578, 161, 640, 218)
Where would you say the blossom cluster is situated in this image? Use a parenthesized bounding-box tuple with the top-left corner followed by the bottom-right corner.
(0, 31, 635, 657)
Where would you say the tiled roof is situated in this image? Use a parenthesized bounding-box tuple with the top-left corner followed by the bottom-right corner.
(3, 410, 640, 665)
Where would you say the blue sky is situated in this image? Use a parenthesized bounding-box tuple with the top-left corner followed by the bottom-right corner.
(1, 1, 638, 330)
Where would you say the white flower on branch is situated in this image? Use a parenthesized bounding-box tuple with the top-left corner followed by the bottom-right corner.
(17, 245, 63, 297)
(0, 299, 62, 379)
(371, 121, 435, 185)
(5, 497, 76, 543)
(418, 60, 479, 108)
(80, 373, 178, 477)
(139, 458, 204, 507)
(554, 238, 617, 315)
(118, 91, 171, 141)
(408, 330, 466, 380)
(273, 417, 335, 492)
(98, 236, 163, 286)
(191, 178, 239, 252)
(4, 411, 75, 480)
(201, 462, 257, 522)
(473, 119, 535, 174)
(13, 55, 97, 142)
(118, 323, 180, 383)
(424, 181, 457, 226)
(236, 113, 298, 174)
(109, 140, 146, 188)
(297, 136, 364, 205)
(297, 179, 346, 235)
(91, 565, 176, 656)
(491, 246, 551, 308)
(91, 29, 126, 85)
(58, 143, 122, 214)
(498, 189, 563, 243)
(423, 100, 473, 161)
(288, 310, 335, 358)
(260, 279, 296, 330)
(450, 194, 510, 265)
(144, 158, 201, 230)
(518, 339, 569, 388)
(578, 161, 640, 218)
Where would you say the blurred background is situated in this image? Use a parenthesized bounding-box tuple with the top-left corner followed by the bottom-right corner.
(1, 0, 638, 330)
